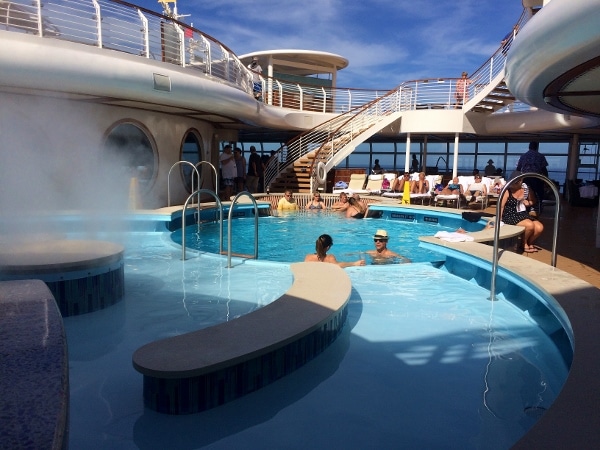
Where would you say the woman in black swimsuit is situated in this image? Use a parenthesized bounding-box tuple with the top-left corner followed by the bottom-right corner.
(500, 182, 544, 253)
(346, 197, 366, 219)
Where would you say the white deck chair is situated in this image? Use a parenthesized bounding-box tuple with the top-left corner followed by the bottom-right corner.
(409, 174, 439, 205)
(465, 176, 491, 209)
(364, 174, 384, 195)
(381, 173, 396, 193)
(332, 173, 369, 195)
(434, 176, 470, 209)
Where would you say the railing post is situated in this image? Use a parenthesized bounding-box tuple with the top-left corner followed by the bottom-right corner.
(227, 193, 259, 268)
(34, 0, 43, 36)
(137, 10, 149, 58)
(181, 189, 223, 261)
(92, 0, 102, 48)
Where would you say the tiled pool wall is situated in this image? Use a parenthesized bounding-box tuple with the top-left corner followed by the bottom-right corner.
(142, 306, 348, 414)
(45, 262, 125, 316)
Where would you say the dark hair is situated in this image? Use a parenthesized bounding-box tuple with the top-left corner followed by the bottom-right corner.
(316, 234, 333, 261)
(529, 141, 539, 151)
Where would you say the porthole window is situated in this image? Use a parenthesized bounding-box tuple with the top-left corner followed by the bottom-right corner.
(104, 123, 155, 188)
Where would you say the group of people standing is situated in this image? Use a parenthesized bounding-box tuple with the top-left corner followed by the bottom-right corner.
(219, 145, 274, 199)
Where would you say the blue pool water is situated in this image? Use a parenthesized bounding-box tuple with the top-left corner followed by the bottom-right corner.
(61, 210, 569, 449)
(173, 210, 472, 264)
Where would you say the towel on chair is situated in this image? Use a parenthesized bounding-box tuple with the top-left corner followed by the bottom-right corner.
(434, 231, 475, 242)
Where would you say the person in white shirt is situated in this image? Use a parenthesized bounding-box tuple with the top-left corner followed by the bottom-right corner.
(466, 174, 487, 203)
(219, 145, 237, 200)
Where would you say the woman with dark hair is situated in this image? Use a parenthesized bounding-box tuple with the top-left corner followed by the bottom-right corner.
(500, 182, 544, 253)
(304, 234, 365, 267)
(346, 197, 367, 219)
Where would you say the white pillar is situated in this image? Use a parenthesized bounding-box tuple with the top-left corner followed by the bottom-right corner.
(405, 133, 411, 172)
(422, 135, 428, 172)
(452, 133, 459, 178)
(267, 55, 274, 105)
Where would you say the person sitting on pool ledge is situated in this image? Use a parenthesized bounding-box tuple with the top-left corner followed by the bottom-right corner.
(277, 189, 299, 210)
(366, 229, 411, 263)
(304, 234, 365, 267)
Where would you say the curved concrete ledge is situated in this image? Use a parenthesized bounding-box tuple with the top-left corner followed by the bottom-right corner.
(0, 240, 125, 316)
(133, 262, 352, 414)
(0, 280, 69, 450)
(419, 237, 600, 447)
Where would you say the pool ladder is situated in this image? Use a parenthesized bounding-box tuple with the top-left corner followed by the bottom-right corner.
(489, 173, 561, 301)
(167, 161, 219, 207)
(180, 190, 259, 267)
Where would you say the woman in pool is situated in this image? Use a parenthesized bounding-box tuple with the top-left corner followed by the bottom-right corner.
(305, 191, 325, 210)
(346, 197, 367, 219)
(304, 234, 365, 267)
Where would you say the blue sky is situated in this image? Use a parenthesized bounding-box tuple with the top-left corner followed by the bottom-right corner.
(140, 0, 524, 89)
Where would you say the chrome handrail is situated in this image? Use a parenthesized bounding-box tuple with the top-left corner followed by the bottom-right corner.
(194, 161, 219, 201)
(1, 0, 529, 116)
(167, 161, 199, 207)
(489, 173, 561, 301)
(181, 189, 223, 260)
(227, 192, 259, 268)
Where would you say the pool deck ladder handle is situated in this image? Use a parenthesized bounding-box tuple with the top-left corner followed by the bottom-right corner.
(181, 189, 224, 260)
(227, 192, 259, 268)
(167, 161, 219, 207)
(489, 173, 560, 301)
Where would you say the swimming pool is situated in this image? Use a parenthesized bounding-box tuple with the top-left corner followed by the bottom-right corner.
(60, 208, 570, 448)
(173, 209, 478, 264)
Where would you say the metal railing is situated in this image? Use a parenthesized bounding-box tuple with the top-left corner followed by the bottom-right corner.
(489, 173, 560, 301)
(167, 161, 199, 207)
(263, 10, 531, 189)
(181, 189, 223, 260)
(226, 192, 259, 268)
(1, 0, 530, 118)
(0, 0, 395, 110)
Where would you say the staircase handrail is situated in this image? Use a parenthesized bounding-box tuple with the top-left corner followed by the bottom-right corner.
(265, 11, 533, 189)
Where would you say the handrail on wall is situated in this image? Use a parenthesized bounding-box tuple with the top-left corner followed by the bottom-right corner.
(181, 189, 223, 260)
(489, 173, 561, 301)
(227, 192, 259, 268)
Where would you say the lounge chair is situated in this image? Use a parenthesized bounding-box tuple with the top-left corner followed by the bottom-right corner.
(332, 173, 369, 194)
(364, 174, 384, 195)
